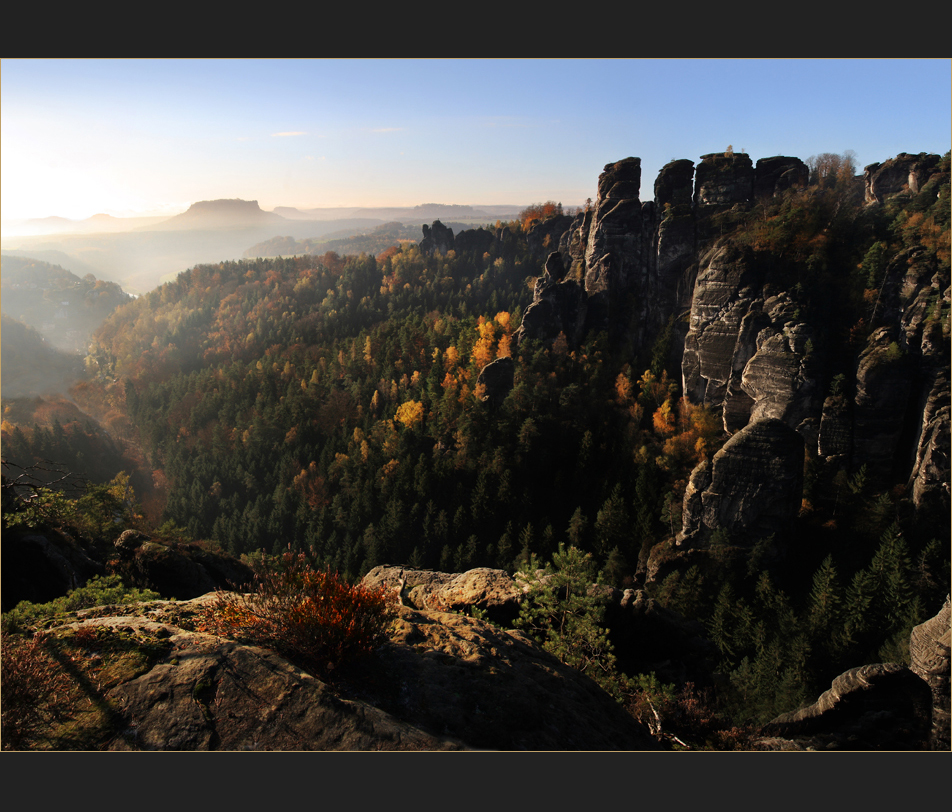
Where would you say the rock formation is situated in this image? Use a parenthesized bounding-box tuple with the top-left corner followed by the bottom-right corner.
(475, 356, 515, 408)
(676, 418, 804, 549)
(864, 152, 943, 204)
(758, 663, 933, 750)
(420, 220, 455, 256)
(16, 592, 658, 751)
(909, 595, 951, 750)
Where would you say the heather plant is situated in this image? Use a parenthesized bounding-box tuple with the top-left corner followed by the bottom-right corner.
(198, 551, 394, 679)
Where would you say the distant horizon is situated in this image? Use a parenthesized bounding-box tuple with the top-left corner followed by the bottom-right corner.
(3, 59, 949, 227)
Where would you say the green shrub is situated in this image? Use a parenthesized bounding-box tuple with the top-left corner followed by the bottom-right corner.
(2, 575, 161, 633)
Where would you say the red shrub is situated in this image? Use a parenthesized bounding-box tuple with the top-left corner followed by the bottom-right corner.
(199, 552, 394, 679)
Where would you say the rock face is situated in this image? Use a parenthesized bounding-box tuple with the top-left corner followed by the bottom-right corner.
(475, 356, 515, 409)
(420, 220, 455, 256)
(677, 418, 804, 549)
(514, 254, 587, 348)
(753, 156, 809, 199)
(759, 663, 933, 750)
(864, 152, 943, 204)
(909, 595, 951, 750)
(25, 593, 657, 751)
(364, 566, 714, 687)
(681, 244, 818, 437)
(111, 537, 253, 600)
(363, 565, 525, 626)
(2, 526, 105, 612)
(526, 214, 574, 260)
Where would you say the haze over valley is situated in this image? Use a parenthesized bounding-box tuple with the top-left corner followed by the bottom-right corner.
(1, 59, 950, 753)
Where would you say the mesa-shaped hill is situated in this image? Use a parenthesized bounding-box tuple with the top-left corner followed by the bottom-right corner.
(146, 199, 287, 231)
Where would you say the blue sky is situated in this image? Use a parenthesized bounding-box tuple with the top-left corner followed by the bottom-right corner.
(2, 58, 949, 222)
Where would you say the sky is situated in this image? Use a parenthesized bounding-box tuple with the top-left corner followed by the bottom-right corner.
(2, 58, 950, 224)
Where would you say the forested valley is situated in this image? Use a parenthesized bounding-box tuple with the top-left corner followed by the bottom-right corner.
(3, 150, 949, 738)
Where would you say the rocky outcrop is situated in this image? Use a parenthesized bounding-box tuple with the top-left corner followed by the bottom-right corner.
(694, 152, 754, 208)
(753, 156, 809, 199)
(475, 356, 515, 409)
(20, 593, 658, 751)
(676, 418, 804, 549)
(864, 152, 943, 204)
(756, 595, 950, 751)
(420, 220, 454, 256)
(453, 226, 495, 257)
(111, 537, 253, 600)
(908, 372, 950, 519)
(759, 663, 933, 750)
(851, 326, 914, 482)
(364, 565, 714, 687)
(581, 158, 649, 336)
(526, 214, 574, 261)
(681, 243, 819, 438)
(514, 253, 587, 348)
(363, 565, 524, 625)
(2, 526, 105, 612)
(367, 565, 518, 614)
(909, 595, 951, 750)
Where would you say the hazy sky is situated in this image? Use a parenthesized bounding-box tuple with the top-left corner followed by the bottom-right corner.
(2, 58, 950, 222)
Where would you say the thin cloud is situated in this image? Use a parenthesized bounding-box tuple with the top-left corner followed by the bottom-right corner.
(272, 131, 307, 137)
(370, 127, 404, 133)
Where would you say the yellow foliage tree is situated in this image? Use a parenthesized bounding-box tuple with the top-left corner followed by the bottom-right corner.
(395, 400, 425, 430)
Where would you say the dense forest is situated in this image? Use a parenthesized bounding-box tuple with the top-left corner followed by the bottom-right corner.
(3, 151, 949, 730)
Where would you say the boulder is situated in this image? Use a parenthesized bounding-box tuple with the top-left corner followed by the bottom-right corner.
(363, 565, 524, 625)
(1, 526, 105, 612)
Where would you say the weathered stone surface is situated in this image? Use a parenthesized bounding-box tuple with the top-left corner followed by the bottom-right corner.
(77, 600, 464, 751)
(654, 159, 695, 210)
(864, 152, 942, 204)
(558, 209, 593, 281)
(581, 158, 648, 337)
(852, 326, 913, 481)
(909, 595, 951, 750)
(753, 156, 809, 199)
(420, 220, 454, 256)
(681, 242, 760, 408)
(513, 252, 587, 348)
(677, 418, 804, 548)
(474, 356, 515, 408)
(694, 152, 754, 207)
(453, 226, 494, 256)
(526, 214, 573, 261)
(36, 592, 658, 751)
(1, 526, 105, 612)
(363, 565, 524, 626)
(112, 538, 253, 600)
(380, 605, 658, 750)
(365, 566, 713, 693)
(818, 393, 852, 459)
(761, 663, 932, 750)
